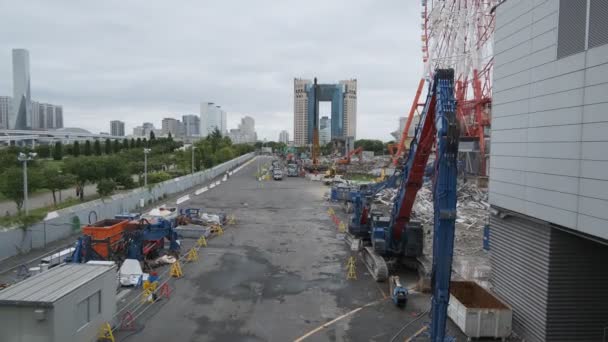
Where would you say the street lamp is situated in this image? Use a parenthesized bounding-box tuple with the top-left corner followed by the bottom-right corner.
(17, 152, 37, 215)
(143, 148, 151, 186)
(191, 145, 196, 174)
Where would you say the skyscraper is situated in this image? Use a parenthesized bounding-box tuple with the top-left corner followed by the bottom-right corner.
(319, 116, 331, 145)
(0, 96, 12, 129)
(293, 79, 310, 146)
(200, 102, 227, 136)
(110, 120, 125, 136)
(11, 49, 31, 129)
(340, 79, 357, 139)
(227, 116, 257, 144)
(182, 114, 200, 137)
(162, 118, 180, 137)
(54, 106, 63, 129)
(279, 130, 289, 144)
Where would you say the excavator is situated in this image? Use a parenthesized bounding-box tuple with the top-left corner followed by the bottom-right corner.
(337, 146, 363, 165)
(351, 69, 459, 341)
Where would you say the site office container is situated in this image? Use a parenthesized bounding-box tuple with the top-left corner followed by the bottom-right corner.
(82, 219, 130, 258)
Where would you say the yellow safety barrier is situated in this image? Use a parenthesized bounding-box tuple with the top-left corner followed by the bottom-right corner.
(338, 222, 346, 233)
(227, 214, 236, 225)
(170, 261, 183, 278)
(98, 322, 115, 342)
(197, 235, 207, 247)
(142, 280, 158, 292)
(211, 225, 224, 236)
(141, 287, 154, 304)
(185, 248, 199, 262)
(346, 256, 357, 280)
(327, 208, 335, 215)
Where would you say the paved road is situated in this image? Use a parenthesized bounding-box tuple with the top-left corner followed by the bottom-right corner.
(125, 157, 466, 341)
(0, 184, 98, 216)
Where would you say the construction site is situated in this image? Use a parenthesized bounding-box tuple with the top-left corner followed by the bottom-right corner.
(1, 0, 608, 341)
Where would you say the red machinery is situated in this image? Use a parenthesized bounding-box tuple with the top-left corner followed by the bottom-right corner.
(337, 147, 363, 165)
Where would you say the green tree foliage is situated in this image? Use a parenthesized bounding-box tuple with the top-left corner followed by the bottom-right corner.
(96, 179, 116, 197)
(167, 132, 172, 141)
(130, 138, 135, 148)
(122, 139, 129, 150)
(41, 164, 76, 206)
(215, 146, 235, 163)
(142, 138, 148, 147)
(135, 138, 142, 148)
(94, 140, 102, 156)
(52, 142, 63, 161)
(354, 139, 384, 154)
(35, 144, 51, 159)
(150, 130, 156, 140)
(113, 139, 120, 153)
(0, 166, 42, 212)
(73, 141, 81, 157)
(63, 156, 100, 201)
(104, 138, 112, 154)
(147, 171, 172, 184)
(84, 140, 92, 156)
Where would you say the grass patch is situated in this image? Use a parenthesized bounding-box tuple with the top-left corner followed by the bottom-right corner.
(0, 195, 100, 228)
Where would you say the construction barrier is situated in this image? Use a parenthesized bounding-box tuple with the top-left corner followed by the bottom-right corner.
(346, 256, 357, 280)
(98, 323, 115, 342)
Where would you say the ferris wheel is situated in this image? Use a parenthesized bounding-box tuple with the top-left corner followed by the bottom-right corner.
(421, 0, 499, 175)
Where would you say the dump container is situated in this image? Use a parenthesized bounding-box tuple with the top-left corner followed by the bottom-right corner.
(448, 281, 512, 340)
(82, 219, 130, 257)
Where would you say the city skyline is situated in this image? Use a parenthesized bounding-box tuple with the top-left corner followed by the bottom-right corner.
(0, 1, 419, 141)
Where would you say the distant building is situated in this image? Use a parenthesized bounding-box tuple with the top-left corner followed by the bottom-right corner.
(228, 116, 257, 144)
(30, 101, 63, 129)
(200, 102, 227, 136)
(182, 114, 200, 137)
(133, 126, 144, 136)
(11, 49, 31, 129)
(142, 122, 154, 137)
(279, 130, 289, 144)
(319, 116, 331, 145)
(110, 120, 125, 136)
(293, 78, 357, 146)
(0, 96, 12, 129)
(54, 106, 63, 129)
(161, 118, 181, 137)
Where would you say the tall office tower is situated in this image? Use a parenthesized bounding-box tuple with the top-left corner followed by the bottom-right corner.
(54, 106, 63, 128)
(142, 122, 154, 137)
(220, 107, 227, 135)
(110, 120, 125, 136)
(340, 79, 357, 139)
(44, 104, 55, 129)
(293, 78, 310, 146)
(0, 96, 12, 129)
(161, 117, 181, 136)
(133, 126, 144, 136)
(319, 116, 331, 145)
(11, 49, 31, 129)
(279, 130, 289, 144)
(200, 102, 227, 136)
(182, 114, 200, 137)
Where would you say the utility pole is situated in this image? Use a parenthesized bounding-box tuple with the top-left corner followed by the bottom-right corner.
(143, 148, 151, 186)
(18, 152, 37, 215)
(191, 145, 196, 174)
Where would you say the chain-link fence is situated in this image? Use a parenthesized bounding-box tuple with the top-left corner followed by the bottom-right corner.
(0, 153, 254, 261)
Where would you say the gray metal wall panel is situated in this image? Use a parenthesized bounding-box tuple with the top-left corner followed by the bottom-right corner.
(588, 0, 608, 49)
(556, 0, 587, 58)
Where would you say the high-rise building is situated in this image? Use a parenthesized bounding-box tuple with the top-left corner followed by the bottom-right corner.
(319, 116, 331, 145)
(293, 78, 357, 146)
(133, 126, 144, 136)
(161, 118, 180, 137)
(110, 120, 125, 136)
(142, 122, 154, 138)
(0, 96, 12, 129)
(44, 104, 55, 129)
(11, 49, 31, 129)
(54, 106, 63, 129)
(200, 102, 227, 136)
(30, 101, 63, 129)
(228, 116, 257, 144)
(279, 130, 289, 144)
(182, 114, 200, 137)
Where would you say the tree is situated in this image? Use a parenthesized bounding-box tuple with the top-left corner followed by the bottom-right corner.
(130, 138, 135, 148)
(0, 167, 42, 213)
(143, 138, 148, 147)
(122, 138, 129, 150)
(52, 142, 63, 160)
(113, 139, 120, 153)
(96, 179, 116, 197)
(135, 138, 142, 148)
(83, 140, 92, 156)
(215, 146, 235, 163)
(41, 165, 76, 207)
(354, 139, 384, 154)
(94, 140, 102, 156)
(104, 138, 112, 154)
(63, 157, 100, 201)
(73, 141, 81, 157)
(35, 144, 51, 159)
(167, 132, 172, 141)
(149, 130, 156, 141)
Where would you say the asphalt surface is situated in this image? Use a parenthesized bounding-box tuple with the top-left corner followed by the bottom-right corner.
(123, 156, 466, 342)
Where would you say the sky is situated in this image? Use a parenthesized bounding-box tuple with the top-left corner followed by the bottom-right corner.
(0, 0, 423, 141)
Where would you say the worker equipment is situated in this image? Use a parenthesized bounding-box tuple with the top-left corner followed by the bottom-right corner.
(389, 276, 408, 307)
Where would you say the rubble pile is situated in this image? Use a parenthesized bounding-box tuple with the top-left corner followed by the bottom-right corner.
(373, 181, 489, 257)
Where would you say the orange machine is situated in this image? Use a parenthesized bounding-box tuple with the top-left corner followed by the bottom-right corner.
(337, 147, 363, 165)
(82, 219, 130, 258)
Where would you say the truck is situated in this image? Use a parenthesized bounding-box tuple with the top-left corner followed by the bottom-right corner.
(287, 163, 298, 177)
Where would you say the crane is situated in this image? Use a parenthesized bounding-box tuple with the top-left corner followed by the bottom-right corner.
(354, 69, 459, 341)
(337, 146, 363, 165)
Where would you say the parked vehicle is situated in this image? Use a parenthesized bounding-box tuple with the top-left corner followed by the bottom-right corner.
(273, 169, 283, 180)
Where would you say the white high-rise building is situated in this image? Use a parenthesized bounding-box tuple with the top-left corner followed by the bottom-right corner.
(11, 49, 31, 129)
(200, 102, 227, 136)
(162, 118, 180, 137)
(30, 101, 63, 129)
(0, 96, 12, 129)
(293, 79, 310, 146)
(182, 114, 200, 137)
(340, 79, 357, 139)
(279, 130, 289, 144)
(110, 120, 125, 136)
(228, 116, 257, 144)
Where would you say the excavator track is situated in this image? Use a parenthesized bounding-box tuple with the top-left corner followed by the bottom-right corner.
(361, 246, 388, 282)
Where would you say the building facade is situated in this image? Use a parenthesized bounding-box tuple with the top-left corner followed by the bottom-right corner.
(228, 116, 256, 144)
(319, 116, 331, 145)
(11, 49, 31, 129)
(0, 96, 11, 129)
(142, 122, 154, 138)
(110, 120, 125, 136)
(30, 101, 63, 130)
(182, 114, 200, 137)
(490, 1, 608, 340)
(293, 78, 357, 146)
(200, 102, 227, 137)
(161, 118, 180, 137)
(278, 130, 289, 144)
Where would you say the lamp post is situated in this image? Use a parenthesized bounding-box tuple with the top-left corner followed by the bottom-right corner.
(17, 152, 37, 215)
(191, 145, 196, 174)
(143, 148, 151, 186)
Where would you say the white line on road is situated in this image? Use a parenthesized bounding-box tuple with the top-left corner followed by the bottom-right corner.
(176, 195, 190, 204)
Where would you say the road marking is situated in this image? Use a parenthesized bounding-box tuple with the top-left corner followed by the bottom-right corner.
(176, 195, 190, 204)
(293, 298, 387, 342)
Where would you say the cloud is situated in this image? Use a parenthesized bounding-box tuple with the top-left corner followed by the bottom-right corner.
(0, 0, 423, 141)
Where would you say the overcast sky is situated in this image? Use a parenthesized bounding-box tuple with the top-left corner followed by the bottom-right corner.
(0, 0, 423, 141)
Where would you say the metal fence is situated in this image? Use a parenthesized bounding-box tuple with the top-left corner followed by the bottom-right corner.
(0, 153, 255, 261)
